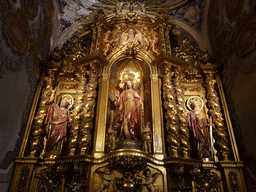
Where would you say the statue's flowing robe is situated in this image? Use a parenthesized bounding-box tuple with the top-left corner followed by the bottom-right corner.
(187, 110, 210, 157)
(45, 103, 69, 152)
(115, 88, 142, 140)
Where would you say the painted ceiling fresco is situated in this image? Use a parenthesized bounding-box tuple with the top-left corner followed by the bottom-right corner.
(1, 0, 207, 57)
(51, 0, 205, 50)
(168, 0, 205, 30)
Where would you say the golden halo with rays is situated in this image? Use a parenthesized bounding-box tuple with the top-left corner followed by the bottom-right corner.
(186, 96, 204, 111)
(61, 94, 74, 109)
(119, 70, 140, 89)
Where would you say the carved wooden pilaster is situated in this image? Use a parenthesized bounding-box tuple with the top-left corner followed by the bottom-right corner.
(165, 26, 172, 55)
(90, 25, 97, 54)
(95, 23, 103, 54)
(159, 25, 167, 54)
(151, 72, 165, 159)
(222, 166, 247, 192)
(229, 171, 240, 191)
(92, 73, 109, 158)
(9, 164, 34, 192)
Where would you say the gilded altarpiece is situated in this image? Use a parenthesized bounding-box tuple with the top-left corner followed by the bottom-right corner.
(10, 5, 246, 192)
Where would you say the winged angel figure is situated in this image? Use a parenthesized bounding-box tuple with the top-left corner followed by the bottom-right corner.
(135, 168, 161, 192)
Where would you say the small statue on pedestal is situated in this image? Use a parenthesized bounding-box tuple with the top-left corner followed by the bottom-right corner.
(106, 123, 117, 151)
(142, 122, 152, 153)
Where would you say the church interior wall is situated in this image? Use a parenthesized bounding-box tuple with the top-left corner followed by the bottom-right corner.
(0, 1, 54, 191)
(208, 0, 256, 190)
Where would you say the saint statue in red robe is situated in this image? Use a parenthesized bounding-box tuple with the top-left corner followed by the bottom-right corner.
(187, 99, 211, 159)
(43, 89, 70, 158)
(114, 81, 144, 140)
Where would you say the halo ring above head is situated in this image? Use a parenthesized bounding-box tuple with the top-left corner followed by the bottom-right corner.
(61, 94, 74, 109)
(119, 70, 141, 89)
(187, 96, 204, 111)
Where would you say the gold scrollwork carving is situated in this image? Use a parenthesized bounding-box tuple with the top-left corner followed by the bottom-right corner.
(172, 36, 212, 66)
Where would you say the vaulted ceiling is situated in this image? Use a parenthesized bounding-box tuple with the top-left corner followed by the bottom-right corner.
(2, 0, 255, 66)
(50, 0, 210, 52)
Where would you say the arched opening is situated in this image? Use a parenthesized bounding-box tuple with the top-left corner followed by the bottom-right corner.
(105, 58, 152, 151)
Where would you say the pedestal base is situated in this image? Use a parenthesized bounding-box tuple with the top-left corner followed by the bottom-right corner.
(115, 138, 143, 151)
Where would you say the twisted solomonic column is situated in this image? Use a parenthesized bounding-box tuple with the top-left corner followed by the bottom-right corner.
(173, 68, 190, 158)
(78, 64, 98, 155)
(205, 73, 230, 161)
(28, 69, 55, 157)
(162, 65, 180, 157)
(68, 66, 87, 156)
